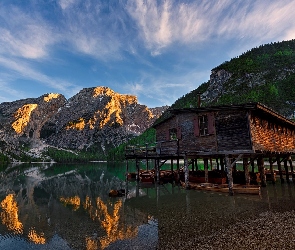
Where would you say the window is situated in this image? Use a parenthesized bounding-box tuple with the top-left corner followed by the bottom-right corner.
(166, 127, 181, 141)
(199, 115, 208, 136)
(194, 113, 215, 136)
(169, 128, 177, 140)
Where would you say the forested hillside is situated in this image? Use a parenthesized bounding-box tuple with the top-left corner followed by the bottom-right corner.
(108, 39, 295, 160)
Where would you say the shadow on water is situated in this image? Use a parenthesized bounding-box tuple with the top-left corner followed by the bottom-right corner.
(0, 162, 295, 249)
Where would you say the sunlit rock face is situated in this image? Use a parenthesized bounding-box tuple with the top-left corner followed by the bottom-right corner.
(41, 87, 167, 151)
(0, 93, 66, 139)
(0, 93, 66, 154)
(0, 87, 168, 158)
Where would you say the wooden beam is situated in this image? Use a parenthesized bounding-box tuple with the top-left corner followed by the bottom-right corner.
(284, 159, 290, 183)
(230, 154, 243, 168)
(276, 156, 284, 184)
(225, 155, 234, 196)
(204, 158, 209, 183)
(257, 156, 266, 187)
(136, 158, 140, 182)
(243, 157, 250, 185)
(184, 153, 189, 189)
(288, 157, 294, 181)
(269, 157, 276, 184)
(156, 159, 160, 183)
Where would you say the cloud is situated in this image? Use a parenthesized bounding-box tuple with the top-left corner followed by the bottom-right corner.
(56, 1, 127, 60)
(126, 0, 295, 55)
(0, 56, 81, 98)
(0, 6, 56, 59)
(0, 81, 27, 102)
(123, 69, 209, 107)
(58, 0, 77, 10)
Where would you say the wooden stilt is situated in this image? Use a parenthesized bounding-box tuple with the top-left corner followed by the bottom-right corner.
(243, 157, 250, 185)
(288, 157, 294, 181)
(145, 143, 149, 170)
(192, 159, 195, 172)
(257, 156, 266, 187)
(220, 157, 224, 172)
(276, 156, 284, 183)
(184, 153, 189, 189)
(232, 158, 237, 172)
(156, 159, 160, 183)
(251, 158, 255, 173)
(126, 159, 129, 182)
(210, 158, 213, 170)
(195, 159, 199, 171)
(284, 158, 290, 183)
(171, 159, 173, 172)
(269, 157, 276, 184)
(225, 155, 234, 196)
(176, 158, 180, 183)
(136, 158, 140, 182)
(216, 158, 220, 170)
(204, 158, 209, 183)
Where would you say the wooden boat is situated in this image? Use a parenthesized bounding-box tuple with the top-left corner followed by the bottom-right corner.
(127, 172, 137, 180)
(139, 170, 155, 183)
(183, 182, 260, 195)
(159, 170, 174, 183)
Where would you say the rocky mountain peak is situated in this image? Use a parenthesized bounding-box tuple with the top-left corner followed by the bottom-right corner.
(0, 87, 168, 160)
(201, 69, 232, 103)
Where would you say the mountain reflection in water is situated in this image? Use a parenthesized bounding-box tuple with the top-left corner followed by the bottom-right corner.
(0, 162, 158, 250)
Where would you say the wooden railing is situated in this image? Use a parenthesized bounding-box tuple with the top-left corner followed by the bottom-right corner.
(125, 140, 179, 159)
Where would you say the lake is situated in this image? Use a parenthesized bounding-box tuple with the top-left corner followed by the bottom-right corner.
(0, 162, 295, 249)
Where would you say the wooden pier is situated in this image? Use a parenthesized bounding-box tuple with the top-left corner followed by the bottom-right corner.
(125, 103, 295, 195)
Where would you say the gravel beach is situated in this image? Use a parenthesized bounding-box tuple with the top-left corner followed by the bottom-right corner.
(154, 184, 295, 250)
(168, 210, 295, 250)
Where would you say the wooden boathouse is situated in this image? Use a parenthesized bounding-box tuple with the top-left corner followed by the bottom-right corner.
(125, 102, 295, 195)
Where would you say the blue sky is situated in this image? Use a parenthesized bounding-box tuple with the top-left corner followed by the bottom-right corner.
(0, 0, 295, 107)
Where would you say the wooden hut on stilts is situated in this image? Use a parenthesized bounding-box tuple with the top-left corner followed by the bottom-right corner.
(125, 103, 295, 195)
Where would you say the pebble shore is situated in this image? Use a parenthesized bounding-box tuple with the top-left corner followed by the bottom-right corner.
(172, 210, 295, 250)
(155, 185, 295, 250)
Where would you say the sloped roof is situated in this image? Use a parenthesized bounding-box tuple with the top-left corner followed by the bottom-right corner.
(153, 102, 295, 128)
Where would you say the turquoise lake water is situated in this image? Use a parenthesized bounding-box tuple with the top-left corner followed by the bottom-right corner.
(0, 162, 295, 249)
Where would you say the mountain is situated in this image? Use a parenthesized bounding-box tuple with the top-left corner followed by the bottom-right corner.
(174, 40, 295, 117)
(0, 87, 168, 162)
(109, 39, 295, 160)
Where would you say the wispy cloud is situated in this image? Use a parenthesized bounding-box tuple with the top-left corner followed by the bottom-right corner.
(0, 81, 27, 103)
(0, 6, 55, 59)
(123, 69, 209, 107)
(1, 0, 295, 106)
(126, 0, 295, 55)
(56, 1, 127, 60)
(0, 56, 81, 98)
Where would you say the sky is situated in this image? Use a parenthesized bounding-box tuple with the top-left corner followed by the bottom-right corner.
(0, 0, 295, 108)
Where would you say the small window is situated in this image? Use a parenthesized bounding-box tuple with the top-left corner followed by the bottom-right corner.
(169, 128, 177, 140)
(194, 113, 214, 136)
(199, 115, 208, 136)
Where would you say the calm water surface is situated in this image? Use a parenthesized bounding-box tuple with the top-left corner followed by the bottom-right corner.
(0, 162, 295, 250)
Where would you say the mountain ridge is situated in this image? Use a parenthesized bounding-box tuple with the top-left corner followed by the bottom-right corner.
(0, 86, 168, 163)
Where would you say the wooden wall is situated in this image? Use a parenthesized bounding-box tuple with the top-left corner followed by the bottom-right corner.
(215, 110, 252, 152)
(155, 112, 217, 156)
(155, 108, 295, 156)
(250, 112, 295, 153)
(178, 112, 217, 154)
